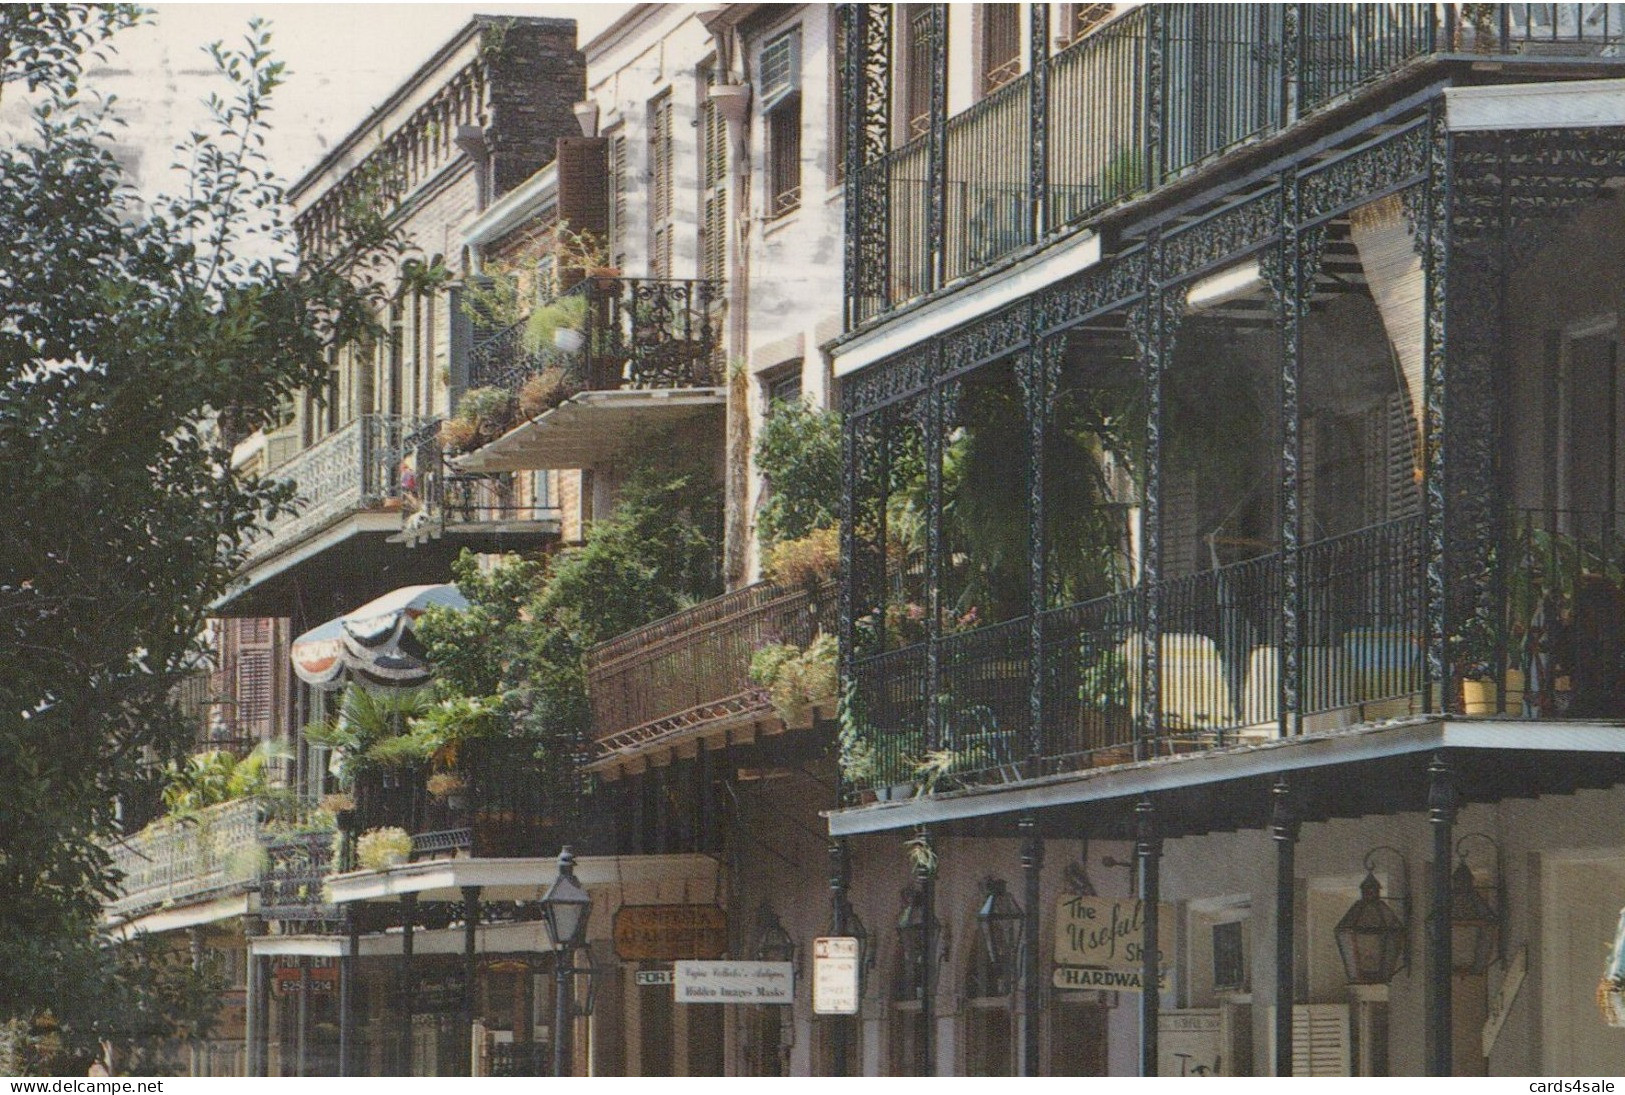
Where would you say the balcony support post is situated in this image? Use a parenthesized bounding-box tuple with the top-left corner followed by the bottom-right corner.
(1265, 168, 1323, 737)
(1130, 236, 1176, 759)
(1018, 814, 1044, 1077)
(462, 886, 482, 1077)
(828, 839, 852, 1076)
(1023, 338, 1063, 764)
(340, 909, 359, 1076)
(1419, 103, 1451, 714)
(923, 376, 946, 753)
(925, 3, 949, 293)
(1135, 798, 1161, 1076)
(1144, 5, 1166, 189)
(913, 827, 938, 1076)
(1028, 4, 1050, 241)
(1270, 779, 1300, 1076)
(1426, 755, 1457, 1075)
(296, 958, 310, 1077)
(399, 893, 417, 1075)
(244, 916, 267, 1077)
(188, 927, 204, 1078)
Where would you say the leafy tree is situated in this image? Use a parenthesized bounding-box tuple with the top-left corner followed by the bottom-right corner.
(0, 8, 409, 1064)
(754, 398, 842, 547)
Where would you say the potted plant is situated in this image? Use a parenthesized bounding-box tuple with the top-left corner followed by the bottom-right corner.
(356, 826, 412, 871)
(750, 634, 838, 729)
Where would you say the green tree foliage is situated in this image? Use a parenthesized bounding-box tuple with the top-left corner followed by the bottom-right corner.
(753, 398, 842, 547)
(416, 438, 723, 751)
(0, 8, 412, 1060)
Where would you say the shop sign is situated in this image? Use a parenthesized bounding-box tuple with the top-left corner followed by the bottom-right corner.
(1052, 895, 1172, 994)
(613, 904, 728, 961)
(271, 957, 338, 997)
(673, 960, 793, 1005)
(635, 969, 675, 987)
(811, 937, 860, 1015)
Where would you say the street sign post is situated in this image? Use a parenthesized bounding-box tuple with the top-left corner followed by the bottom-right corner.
(812, 936, 860, 1015)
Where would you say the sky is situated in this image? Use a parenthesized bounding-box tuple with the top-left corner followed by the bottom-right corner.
(2, 2, 632, 197)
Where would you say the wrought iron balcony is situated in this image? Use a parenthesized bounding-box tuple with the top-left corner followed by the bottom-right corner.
(345, 738, 597, 860)
(243, 415, 429, 567)
(846, 2, 1625, 324)
(105, 796, 272, 921)
(586, 579, 839, 757)
(846, 517, 1429, 795)
(259, 830, 340, 924)
(466, 275, 725, 397)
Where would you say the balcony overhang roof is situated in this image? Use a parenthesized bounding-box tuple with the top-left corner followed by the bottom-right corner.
(106, 891, 255, 937)
(250, 920, 554, 958)
(826, 717, 1625, 840)
(455, 388, 726, 473)
(323, 852, 720, 905)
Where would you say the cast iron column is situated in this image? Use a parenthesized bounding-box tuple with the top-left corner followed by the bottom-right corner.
(340, 908, 359, 1076)
(1426, 755, 1458, 1075)
(244, 915, 267, 1077)
(1028, 3, 1050, 241)
(399, 893, 417, 1075)
(916, 827, 937, 1077)
(296, 959, 310, 1077)
(553, 944, 572, 1076)
(462, 885, 482, 1076)
(829, 839, 852, 1076)
(925, 3, 949, 292)
(1136, 798, 1161, 1076)
(1019, 814, 1044, 1077)
(1271, 779, 1300, 1076)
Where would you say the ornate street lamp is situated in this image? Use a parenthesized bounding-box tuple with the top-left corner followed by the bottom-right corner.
(1451, 833, 1504, 975)
(540, 847, 592, 1077)
(976, 878, 1023, 994)
(1335, 848, 1409, 985)
(755, 903, 797, 966)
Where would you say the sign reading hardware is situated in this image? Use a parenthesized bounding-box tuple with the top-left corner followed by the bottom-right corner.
(1052, 895, 1173, 993)
(674, 961, 794, 1004)
(811, 936, 860, 1015)
(612, 905, 728, 961)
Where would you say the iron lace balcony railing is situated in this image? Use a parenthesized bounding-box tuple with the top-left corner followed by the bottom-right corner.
(587, 579, 839, 750)
(245, 415, 428, 565)
(105, 796, 269, 920)
(466, 276, 725, 398)
(845, 515, 1427, 797)
(850, 3, 1623, 323)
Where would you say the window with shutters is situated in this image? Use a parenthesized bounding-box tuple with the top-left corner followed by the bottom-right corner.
(980, 5, 1021, 94)
(648, 95, 674, 278)
(606, 127, 628, 270)
(761, 28, 802, 219)
(699, 64, 728, 282)
(904, 8, 936, 140)
(231, 618, 277, 741)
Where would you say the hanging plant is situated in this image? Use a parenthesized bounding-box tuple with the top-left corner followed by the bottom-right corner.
(356, 826, 412, 871)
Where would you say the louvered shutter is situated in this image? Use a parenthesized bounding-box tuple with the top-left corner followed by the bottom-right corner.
(1264, 1004, 1352, 1077)
(699, 67, 728, 285)
(1385, 391, 1421, 518)
(649, 96, 674, 278)
(607, 131, 628, 267)
(233, 618, 276, 740)
(1161, 468, 1199, 578)
(1300, 412, 1319, 540)
(556, 136, 609, 287)
(759, 29, 801, 111)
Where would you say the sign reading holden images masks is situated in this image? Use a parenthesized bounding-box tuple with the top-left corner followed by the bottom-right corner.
(674, 961, 794, 1005)
(1052, 895, 1173, 992)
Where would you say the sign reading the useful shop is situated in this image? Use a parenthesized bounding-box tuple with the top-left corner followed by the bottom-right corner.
(1052, 895, 1173, 993)
(613, 904, 728, 962)
(673, 960, 794, 1005)
(811, 936, 860, 1015)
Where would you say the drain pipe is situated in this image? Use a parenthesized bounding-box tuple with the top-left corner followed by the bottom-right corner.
(709, 18, 753, 590)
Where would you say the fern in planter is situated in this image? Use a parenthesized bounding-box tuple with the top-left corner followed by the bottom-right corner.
(749, 634, 837, 727)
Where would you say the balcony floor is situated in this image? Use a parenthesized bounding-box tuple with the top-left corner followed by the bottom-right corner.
(826, 716, 1625, 839)
(456, 388, 725, 473)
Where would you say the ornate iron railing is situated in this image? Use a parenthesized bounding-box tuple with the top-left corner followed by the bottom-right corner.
(587, 579, 839, 748)
(260, 830, 340, 923)
(244, 415, 429, 565)
(105, 796, 269, 920)
(348, 739, 594, 859)
(849, 2, 1624, 322)
(399, 422, 556, 538)
(465, 276, 724, 398)
(844, 516, 1429, 796)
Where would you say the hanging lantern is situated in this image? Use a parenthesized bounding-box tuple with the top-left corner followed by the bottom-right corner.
(1450, 855, 1500, 975)
(976, 878, 1023, 993)
(755, 903, 797, 965)
(1335, 870, 1408, 985)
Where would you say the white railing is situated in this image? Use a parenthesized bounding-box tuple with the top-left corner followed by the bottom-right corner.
(105, 797, 267, 919)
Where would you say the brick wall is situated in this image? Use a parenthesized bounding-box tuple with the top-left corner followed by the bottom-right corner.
(485, 18, 588, 199)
